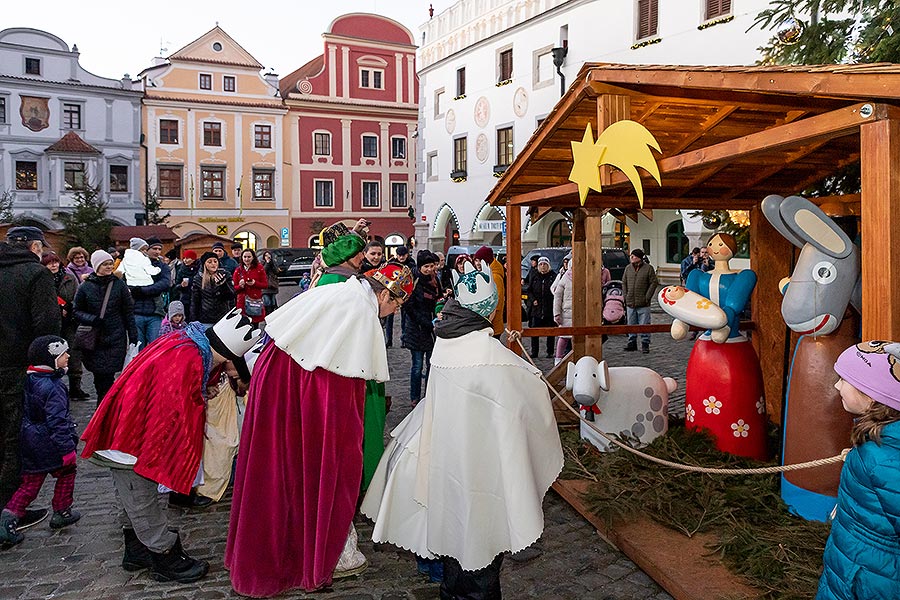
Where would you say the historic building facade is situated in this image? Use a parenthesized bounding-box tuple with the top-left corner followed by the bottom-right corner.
(415, 0, 771, 276)
(137, 27, 287, 249)
(281, 13, 418, 249)
(0, 28, 143, 227)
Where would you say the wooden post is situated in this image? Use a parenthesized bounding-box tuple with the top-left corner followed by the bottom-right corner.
(750, 204, 794, 424)
(860, 119, 900, 341)
(572, 209, 587, 359)
(506, 202, 523, 353)
(584, 209, 604, 359)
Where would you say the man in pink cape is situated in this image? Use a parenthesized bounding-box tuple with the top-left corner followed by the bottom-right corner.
(225, 264, 413, 596)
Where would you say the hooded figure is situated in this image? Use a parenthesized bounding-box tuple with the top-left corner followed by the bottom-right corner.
(361, 258, 564, 599)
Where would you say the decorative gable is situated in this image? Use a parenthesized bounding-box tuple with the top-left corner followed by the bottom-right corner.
(168, 26, 263, 69)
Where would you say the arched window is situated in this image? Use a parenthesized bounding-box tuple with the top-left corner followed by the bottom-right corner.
(665, 220, 687, 264)
(549, 219, 571, 246)
(614, 221, 630, 250)
(233, 231, 258, 251)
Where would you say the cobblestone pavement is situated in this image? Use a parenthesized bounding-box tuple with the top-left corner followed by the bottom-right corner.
(0, 286, 692, 600)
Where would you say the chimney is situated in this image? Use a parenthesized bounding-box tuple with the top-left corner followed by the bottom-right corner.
(264, 71, 280, 90)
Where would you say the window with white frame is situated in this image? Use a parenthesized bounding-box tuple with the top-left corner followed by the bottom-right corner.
(362, 181, 380, 207)
(16, 161, 38, 190)
(533, 46, 555, 89)
(391, 137, 406, 159)
(434, 88, 445, 119)
(496, 127, 514, 167)
(199, 73, 212, 90)
(360, 69, 384, 89)
(362, 135, 378, 158)
(201, 167, 225, 199)
(254, 124, 272, 149)
(705, 0, 731, 20)
(453, 137, 467, 175)
(109, 165, 128, 192)
(391, 182, 408, 208)
(25, 57, 41, 75)
(426, 151, 438, 181)
(497, 47, 513, 83)
(157, 165, 183, 199)
(160, 119, 179, 144)
(63, 103, 81, 129)
(314, 132, 331, 156)
(0, 97, 6, 124)
(252, 169, 274, 200)
(636, 0, 659, 40)
(203, 122, 222, 146)
(314, 180, 334, 207)
(64, 162, 86, 191)
(223, 75, 236, 92)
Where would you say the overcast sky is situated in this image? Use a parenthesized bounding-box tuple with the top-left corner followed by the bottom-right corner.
(9, 0, 455, 79)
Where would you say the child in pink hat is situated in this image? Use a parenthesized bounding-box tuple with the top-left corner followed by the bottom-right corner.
(817, 340, 900, 599)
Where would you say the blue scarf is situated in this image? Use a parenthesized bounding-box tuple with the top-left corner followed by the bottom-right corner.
(182, 321, 214, 398)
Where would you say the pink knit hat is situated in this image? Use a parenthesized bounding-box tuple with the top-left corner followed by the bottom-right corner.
(834, 341, 900, 410)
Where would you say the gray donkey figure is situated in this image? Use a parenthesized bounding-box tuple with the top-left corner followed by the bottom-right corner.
(761, 194, 860, 522)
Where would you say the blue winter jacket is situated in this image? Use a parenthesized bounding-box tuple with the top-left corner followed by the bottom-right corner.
(817, 421, 900, 599)
(20, 370, 77, 473)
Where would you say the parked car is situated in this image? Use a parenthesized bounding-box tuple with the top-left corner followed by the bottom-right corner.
(281, 249, 319, 283)
(520, 247, 629, 282)
(445, 245, 507, 270)
(257, 247, 318, 281)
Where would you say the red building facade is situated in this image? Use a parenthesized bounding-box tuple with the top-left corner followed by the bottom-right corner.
(281, 14, 418, 249)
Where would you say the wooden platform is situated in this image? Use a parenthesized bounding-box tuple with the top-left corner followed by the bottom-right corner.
(552, 479, 763, 600)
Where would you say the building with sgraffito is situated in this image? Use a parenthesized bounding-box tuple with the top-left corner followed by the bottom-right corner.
(0, 27, 143, 227)
(136, 26, 288, 249)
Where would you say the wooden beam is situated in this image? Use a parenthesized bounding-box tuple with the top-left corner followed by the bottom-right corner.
(529, 206, 556, 224)
(860, 119, 900, 340)
(509, 192, 759, 210)
(598, 94, 631, 187)
(524, 321, 755, 337)
(750, 204, 794, 424)
(720, 138, 832, 200)
(587, 67, 900, 103)
(666, 105, 738, 155)
(652, 103, 879, 180)
(505, 203, 523, 352)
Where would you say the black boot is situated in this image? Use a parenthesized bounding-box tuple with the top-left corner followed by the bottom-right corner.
(624, 340, 638, 352)
(149, 534, 209, 583)
(123, 527, 154, 571)
(641, 342, 650, 354)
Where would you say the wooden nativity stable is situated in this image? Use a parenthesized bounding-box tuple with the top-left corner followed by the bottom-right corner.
(488, 63, 900, 419)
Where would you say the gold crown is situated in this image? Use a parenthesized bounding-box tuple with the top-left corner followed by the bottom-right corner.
(370, 265, 413, 303)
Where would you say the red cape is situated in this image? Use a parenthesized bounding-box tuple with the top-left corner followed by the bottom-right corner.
(225, 343, 366, 595)
(81, 333, 208, 494)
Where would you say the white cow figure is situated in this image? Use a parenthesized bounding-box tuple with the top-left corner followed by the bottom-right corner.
(566, 356, 677, 452)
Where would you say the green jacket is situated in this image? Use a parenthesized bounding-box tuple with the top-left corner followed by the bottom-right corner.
(621, 262, 658, 308)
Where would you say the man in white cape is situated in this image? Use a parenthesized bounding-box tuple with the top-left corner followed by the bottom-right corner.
(361, 258, 564, 598)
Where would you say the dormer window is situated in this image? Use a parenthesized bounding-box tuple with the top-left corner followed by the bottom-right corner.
(25, 57, 41, 75)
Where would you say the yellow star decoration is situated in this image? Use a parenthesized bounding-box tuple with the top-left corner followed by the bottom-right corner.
(568, 120, 662, 207)
(568, 123, 605, 205)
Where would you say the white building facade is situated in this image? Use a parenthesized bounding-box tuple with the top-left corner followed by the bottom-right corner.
(415, 0, 773, 277)
(0, 28, 143, 227)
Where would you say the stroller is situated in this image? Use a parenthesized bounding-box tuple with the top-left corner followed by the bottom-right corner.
(601, 281, 626, 343)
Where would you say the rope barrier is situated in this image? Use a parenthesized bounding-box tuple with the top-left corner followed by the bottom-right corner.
(505, 329, 850, 476)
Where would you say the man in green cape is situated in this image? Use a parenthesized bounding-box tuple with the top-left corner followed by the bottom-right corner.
(314, 219, 386, 491)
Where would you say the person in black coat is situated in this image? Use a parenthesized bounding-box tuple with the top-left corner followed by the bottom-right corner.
(172, 250, 200, 318)
(0, 227, 60, 509)
(526, 256, 557, 358)
(190, 252, 235, 325)
(73, 251, 138, 404)
(401, 251, 440, 406)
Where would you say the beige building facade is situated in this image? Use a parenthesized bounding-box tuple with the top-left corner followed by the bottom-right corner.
(137, 27, 288, 249)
